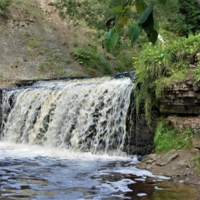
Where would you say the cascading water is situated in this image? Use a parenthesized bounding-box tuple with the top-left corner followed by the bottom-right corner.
(0, 77, 197, 200)
(1, 77, 134, 155)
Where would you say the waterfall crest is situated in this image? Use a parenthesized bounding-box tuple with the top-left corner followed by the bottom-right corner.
(1, 77, 134, 155)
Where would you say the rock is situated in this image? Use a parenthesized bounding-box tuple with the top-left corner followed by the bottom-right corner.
(178, 160, 186, 166)
(146, 165, 152, 170)
(192, 138, 200, 149)
(196, 52, 200, 60)
(191, 148, 200, 154)
(183, 169, 193, 176)
(156, 149, 179, 166)
(146, 154, 161, 164)
(189, 64, 196, 68)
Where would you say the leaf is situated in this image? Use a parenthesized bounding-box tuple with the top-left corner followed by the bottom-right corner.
(103, 28, 119, 52)
(139, 2, 154, 24)
(131, 23, 142, 46)
(158, 0, 167, 5)
(142, 13, 154, 36)
(135, 0, 147, 15)
(110, 5, 124, 13)
(118, 10, 129, 26)
(123, 0, 132, 7)
(148, 29, 158, 44)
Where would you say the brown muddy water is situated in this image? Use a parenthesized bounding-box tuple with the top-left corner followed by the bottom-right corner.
(0, 143, 197, 200)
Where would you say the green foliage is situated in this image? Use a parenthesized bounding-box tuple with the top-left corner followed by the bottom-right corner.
(155, 0, 200, 37)
(55, 0, 167, 51)
(131, 23, 142, 46)
(173, 0, 200, 37)
(104, 0, 167, 51)
(55, 0, 110, 30)
(115, 49, 133, 72)
(134, 34, 200, 124)
(103, 28, 119, 52)
(193, 154, 200, 172)
(72, 46, 112, 75)
(194, 64, 200, 84)
(33, 77, 43, 81)
(0, 0, 12, 15)
(139, 2, 154, 24)
(28, 37, 47, 55)
(39, 50, 69, 75)
(155, 119, 194, 153)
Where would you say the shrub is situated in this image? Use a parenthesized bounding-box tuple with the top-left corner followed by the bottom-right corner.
(72, 46, 112, 75)
(175, 0, 200, 37)
(0, 0, 12, 16)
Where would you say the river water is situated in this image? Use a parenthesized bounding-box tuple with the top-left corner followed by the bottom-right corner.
(0, 78, 197, 199)
(0, 142, 197, 200)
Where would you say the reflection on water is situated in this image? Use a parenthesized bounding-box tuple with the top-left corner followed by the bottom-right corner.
(0, 143, 197, 200)
(126, 177, 196, 200)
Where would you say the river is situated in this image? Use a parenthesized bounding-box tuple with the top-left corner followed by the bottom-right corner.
(0, 142, 197, 200)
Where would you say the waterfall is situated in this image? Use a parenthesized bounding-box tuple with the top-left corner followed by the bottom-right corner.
(0, 77, 134, 155)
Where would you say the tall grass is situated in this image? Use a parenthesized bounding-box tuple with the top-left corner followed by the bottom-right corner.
(155, 119, 194, 153)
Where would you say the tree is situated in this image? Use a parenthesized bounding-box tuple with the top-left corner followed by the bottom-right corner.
(176, 0, 200, 36)
(103, 0, 167, 51)
(103, 0, 200, 51)
(55, 0, 200, 51)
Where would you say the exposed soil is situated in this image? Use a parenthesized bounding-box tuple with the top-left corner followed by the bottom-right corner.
(137, 148, 200, 199)
(0, 0, 108, 82)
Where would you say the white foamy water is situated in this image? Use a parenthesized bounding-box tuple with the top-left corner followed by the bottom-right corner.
(0, 141, 131, 161)
(1, 77, 134, 155)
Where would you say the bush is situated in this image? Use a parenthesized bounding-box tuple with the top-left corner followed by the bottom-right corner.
(176, 0, 200, 37)
(72, 46, 112, 75)
(0, 0, 12, 16)
(157, 0, 200, 37)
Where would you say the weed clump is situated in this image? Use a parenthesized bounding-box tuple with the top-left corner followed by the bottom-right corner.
(154, 119, 194, 154)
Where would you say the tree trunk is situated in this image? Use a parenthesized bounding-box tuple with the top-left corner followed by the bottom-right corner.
(197, 0, 200, 6)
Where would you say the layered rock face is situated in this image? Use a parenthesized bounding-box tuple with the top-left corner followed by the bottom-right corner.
(160, 79, 200, 135)
(160, 79, 200, 115)
(166, 116, 200, 136)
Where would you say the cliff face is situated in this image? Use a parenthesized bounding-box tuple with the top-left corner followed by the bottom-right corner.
(159, 78, 200, 135)
(160, 78, 200, 115)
